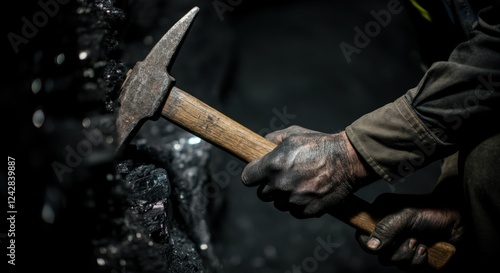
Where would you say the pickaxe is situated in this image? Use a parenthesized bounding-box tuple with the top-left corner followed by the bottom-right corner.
(115, 6, 456, 269)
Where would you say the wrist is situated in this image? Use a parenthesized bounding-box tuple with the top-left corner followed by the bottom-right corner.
(339, 131, 379, 186)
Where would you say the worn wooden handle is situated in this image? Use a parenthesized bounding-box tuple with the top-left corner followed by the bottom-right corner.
(161, 86, 455, 269)
(162, 86, 277, 162)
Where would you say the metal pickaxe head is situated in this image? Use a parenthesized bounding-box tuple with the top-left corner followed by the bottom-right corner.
(115, 6, 199, 153)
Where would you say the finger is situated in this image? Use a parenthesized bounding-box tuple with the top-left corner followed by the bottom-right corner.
(265, 125, 309, 144)
(394, 243, 428, 273)
(287, 197, 309, 219)
(366, 211, 412, 252)
(355, 230, 374, 253)
(257, 189, 291, 212)
(411, 244, 427, 266)
(288, 193, 323, 218)
(256, 184, 274, 202)
(241, 158, 268, 187)
(273, 195, 291, 212)
(390, 238, 418, 262)
(287, 201, 322, 219)
(288, 206, 309, 219)
(303, 200, 328, 218)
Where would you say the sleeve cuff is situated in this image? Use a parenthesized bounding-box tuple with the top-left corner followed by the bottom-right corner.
(345, 95, 445, 183)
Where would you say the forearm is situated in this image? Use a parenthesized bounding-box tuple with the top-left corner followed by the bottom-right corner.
(345, 96, 449, 182)
(346, 4, 500, 182)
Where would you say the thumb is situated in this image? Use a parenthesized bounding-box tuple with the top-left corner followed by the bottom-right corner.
(366, 210, 413, 252)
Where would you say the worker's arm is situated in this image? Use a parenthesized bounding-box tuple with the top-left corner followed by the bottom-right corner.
(241, 4, 499, 219)
(346, 3, 499, 270)
(346, 3, 500, 183)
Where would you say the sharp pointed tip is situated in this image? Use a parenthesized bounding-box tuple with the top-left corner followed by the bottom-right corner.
(190, 6, 200, 14)
(143, 6, 200, 69)
(180, 6, 200, 28)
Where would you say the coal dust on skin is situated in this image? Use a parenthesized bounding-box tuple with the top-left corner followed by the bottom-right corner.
(20, 0, 223, 272)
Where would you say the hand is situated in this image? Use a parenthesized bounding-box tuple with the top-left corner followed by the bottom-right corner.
(241, 125, 377, 218)
(355, 193, 464, 272)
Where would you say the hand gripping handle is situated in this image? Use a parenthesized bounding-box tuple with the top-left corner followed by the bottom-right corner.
(161, 86, 456, 269)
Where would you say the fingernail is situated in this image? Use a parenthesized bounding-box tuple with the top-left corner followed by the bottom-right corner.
(367, 238, 380, 250)
(417, 245, 427, 256)
(408, 238, 417, 249)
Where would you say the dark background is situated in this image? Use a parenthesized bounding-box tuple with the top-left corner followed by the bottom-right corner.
(4, 0, 443, 272)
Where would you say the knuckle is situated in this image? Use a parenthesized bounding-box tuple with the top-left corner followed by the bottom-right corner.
(287, 125, 303, 131)
(400, 207, 418, 220)
(375, 222, 396, 237)
(266, 150, 291, 170)
(267, 156, 284, 170)
(265, 131, 280, 141)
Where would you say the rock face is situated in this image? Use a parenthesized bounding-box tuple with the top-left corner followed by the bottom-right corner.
(92, 125, 222, 273)
(12, 0, 226, 272)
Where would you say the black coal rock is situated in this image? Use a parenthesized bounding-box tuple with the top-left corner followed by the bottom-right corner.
(90, 155, 210, 273)
(13, 0, 225, 272)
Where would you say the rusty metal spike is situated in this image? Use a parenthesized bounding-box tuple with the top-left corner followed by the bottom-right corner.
(115, 7, 199, 153)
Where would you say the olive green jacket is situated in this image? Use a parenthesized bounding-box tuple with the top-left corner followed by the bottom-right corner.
(346, 3, 500, 182)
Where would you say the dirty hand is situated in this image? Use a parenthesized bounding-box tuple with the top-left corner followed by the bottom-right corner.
(355, 193, 464, 272)
(241, 125, 376, 218)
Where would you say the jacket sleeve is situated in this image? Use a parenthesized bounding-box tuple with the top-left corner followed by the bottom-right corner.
(345, 3, 500, 183)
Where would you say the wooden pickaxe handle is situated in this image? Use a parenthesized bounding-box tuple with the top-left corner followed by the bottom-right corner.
(161, 86, 456, 269)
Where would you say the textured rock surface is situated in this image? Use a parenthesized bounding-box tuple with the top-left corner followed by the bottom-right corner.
(9, 1, 224, 272)
(91, 126, 221, 273)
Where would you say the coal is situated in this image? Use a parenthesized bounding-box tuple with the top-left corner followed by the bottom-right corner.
(89, 122, 224, 273)
(12, 0, 224, 272)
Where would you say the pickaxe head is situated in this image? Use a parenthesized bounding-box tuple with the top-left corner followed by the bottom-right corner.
(115, 7, 199, 153)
